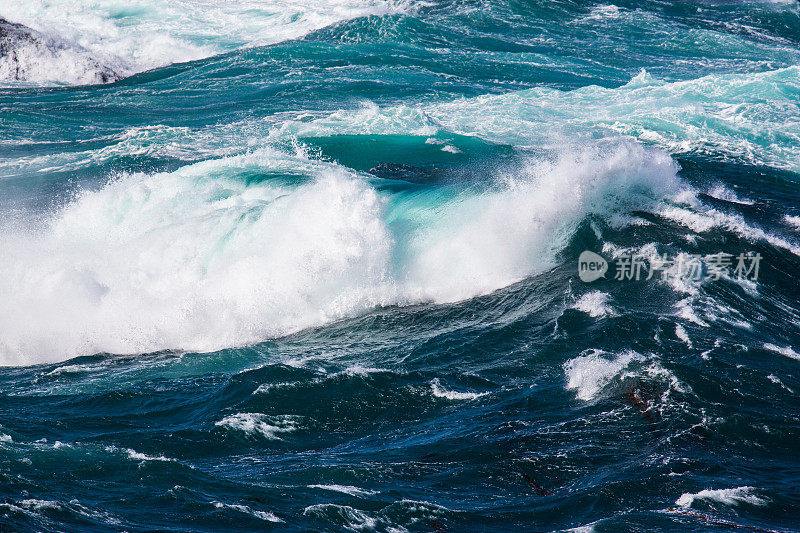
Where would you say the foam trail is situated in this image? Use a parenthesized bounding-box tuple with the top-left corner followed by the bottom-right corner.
(0, 141, 679, 365)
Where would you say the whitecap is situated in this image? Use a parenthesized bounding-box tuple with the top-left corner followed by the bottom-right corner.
(675, 486, 767, 508)
(784, 215, 800, 232)
(308, 484, 379, 497)
(763, 343, 800, 360)
(563, 350, 643, 401)
(571, 291, 615, 318)
(430, 379, 487, 401)
(212, 501, 282, 523)
(215, 413, 301, 440)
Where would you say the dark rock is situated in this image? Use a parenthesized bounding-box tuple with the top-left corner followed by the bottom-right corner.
(0, 16, 121, 84)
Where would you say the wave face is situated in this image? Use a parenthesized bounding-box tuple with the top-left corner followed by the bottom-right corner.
(1, 0, 800, 531)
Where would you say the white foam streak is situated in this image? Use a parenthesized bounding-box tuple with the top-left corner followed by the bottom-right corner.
(430, 379, 487, 401)
(309, 485, 379, 497)
(660, 204, 800, 257)
(212, 501, 283, 523)
(784, 215, 800, 232)
(763, 343, 800, 361)
(674, 324, 692, 348)
(676, 486, 767, 508)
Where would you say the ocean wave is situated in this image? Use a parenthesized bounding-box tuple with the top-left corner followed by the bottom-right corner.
(763, 343, 800, 360)
(9, 65, 797, 181)
(0, 140, 679, 365)
(563, 348, 687, 404)
(0, 0, 416, 85)
(104, 445, 175, 463)
(659, 203, 800, 257)
(303, 499, 451, 532)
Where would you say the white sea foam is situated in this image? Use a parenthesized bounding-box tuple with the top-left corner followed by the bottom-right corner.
(18, 499, 64, 511)
(767, 373, 793, 392)
(674, 324, 692, 348)
(303, 504, 382, 531)
(7, 498, 123, 525)
(105, 445, 175, 463)
(430, 379, 487, 401)
(675, 486, 767, 508)
(303, 500, 448, 532)
(674, 297, 709, 327)
(309, 484, 379, 497)
(784, 215, 800, 232)
(579, 4, 622, 22)
(0, 141, 679, 365)
(339, 365, 392, 377)
(215, 413, 301, 440)
(0, 0, 415, 85)
(659, 204, 800, 256)
(254, 381, 305, 394)
(571, 291, 615, 317)
(212, 501, 283, 523)
(564, 525, 598, 533)
(763, 343, 800, 361)
(44, 364, 104, 376)
(708, 185, 754, 206)
(5, 65, 796, 178)
(0, 20, 120, 85)
(563, 350, 643, 401)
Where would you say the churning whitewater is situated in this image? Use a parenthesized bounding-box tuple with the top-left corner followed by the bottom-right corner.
(1, 0, 799, 531)
(0, 141, 680, 364)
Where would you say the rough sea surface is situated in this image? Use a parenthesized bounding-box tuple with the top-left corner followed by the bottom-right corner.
(1, 1, 800, 531)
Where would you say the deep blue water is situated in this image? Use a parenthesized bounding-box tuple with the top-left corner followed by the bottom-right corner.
(1, 0, 800, 531)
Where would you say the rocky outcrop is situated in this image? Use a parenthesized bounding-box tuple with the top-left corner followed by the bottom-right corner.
(0, 17, 121, 84)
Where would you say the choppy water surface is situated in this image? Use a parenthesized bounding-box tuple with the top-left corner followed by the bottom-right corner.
(1, 1, 800, 531)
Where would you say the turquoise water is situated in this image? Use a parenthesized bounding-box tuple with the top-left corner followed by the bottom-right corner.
(1, 0, 800, 531)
